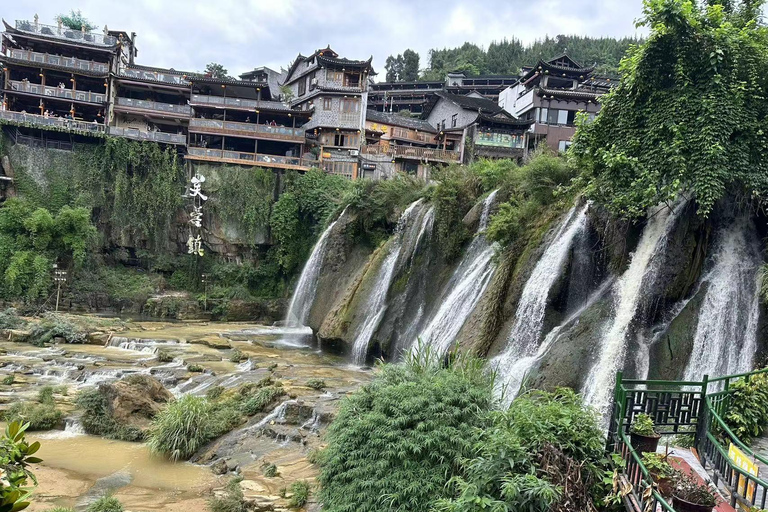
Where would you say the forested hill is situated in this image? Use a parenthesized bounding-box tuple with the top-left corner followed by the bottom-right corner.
(385, 35, 641, 82)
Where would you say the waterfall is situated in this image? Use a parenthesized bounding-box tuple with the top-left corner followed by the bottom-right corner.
(285, 207, 348, 327)
(583, 203, 683, 415)
(414, 190, 499, 357)
(351, 200, 425, 365)
(492, 204, 589, 398)
(683, 217, 762, 381)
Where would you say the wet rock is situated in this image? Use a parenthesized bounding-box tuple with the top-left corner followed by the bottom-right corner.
(211, 459, 229, 475)
(3, 329, 31, 343)
(221, 299, 287, 323)
(100, 374, 173, 430)
(190, 335, 231, 349)
(87, 331, 112, 345)
(282, 401, 314, 425)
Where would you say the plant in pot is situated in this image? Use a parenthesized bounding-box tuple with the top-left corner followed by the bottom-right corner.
(641, 452, 675, 498)
(630, 413, 661, 455)
(672, 472, 718, 512)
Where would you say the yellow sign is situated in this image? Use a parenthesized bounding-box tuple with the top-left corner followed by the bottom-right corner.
(729, 442, 758, 497)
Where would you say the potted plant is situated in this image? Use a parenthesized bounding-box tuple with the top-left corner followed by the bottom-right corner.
(672, 472, 718, 512)
(641, 452, 675, 498)
(630, 413, 661, 455)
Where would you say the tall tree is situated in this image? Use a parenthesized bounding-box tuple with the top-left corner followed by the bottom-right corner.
(571, 0, 768, 218)
(401, 49, 420, 81)
(204, 62, 230, 79)
(385, 54, 404, 82)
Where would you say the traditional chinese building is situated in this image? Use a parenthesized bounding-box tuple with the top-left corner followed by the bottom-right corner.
(0, 17, 130, 141)
(185, 75, 313, 170)
(422, 90, 532, 163)
(360, 109, 460, 179)
(498, 54, 613, 152)
(282, 46, 375, 178)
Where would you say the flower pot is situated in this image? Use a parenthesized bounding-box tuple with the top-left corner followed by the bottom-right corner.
(672, 495, 715, 512)
(651, 474, 674, 498)
(631, 431, 660, 455)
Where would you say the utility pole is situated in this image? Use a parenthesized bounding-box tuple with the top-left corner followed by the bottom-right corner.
(53, 263, 67, 313)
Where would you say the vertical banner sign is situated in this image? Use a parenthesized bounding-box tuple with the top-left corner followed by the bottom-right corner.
(187, 173, 207, 257)
(728, 443, 758, 497)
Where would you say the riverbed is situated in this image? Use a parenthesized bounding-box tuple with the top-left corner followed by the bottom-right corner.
(0, 318, 370, 511)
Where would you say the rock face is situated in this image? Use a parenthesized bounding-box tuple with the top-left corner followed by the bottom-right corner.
(99, 375, 173, 430)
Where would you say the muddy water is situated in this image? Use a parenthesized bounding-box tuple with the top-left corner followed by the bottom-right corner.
(1, 318, 371, 511)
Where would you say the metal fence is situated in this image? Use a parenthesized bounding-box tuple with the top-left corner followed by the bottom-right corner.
(15, 20, 117, 46)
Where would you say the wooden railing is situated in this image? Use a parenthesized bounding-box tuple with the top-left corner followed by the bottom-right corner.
(0, 110, 106, 135)
(188, 118, 304, 142)
(15, 20, 117, 46)
(186, 147, 315, 170)
(119, 67, 190, 86)
(361, 144, 460, 163)
(108, 126, 186, 145)
(190, 94, 289, 112)
(9, 80, 106, 104)
(7, 48, 110, 73)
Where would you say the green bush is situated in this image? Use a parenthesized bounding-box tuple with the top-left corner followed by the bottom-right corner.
(75, 388, 144, 442)
(240, 386, 286, 416)
(0, 421, 44, 512)
(262, 462, 279, 477)
(148, 395, 212, 461)
(208, 476, 246, 512)
(156, 350, 174, 363)
(187, 364, 204, 373)
(37, 386, 55, 405)
(723, 372, 768, 444)
(288, 480, 311, 508)
(317, 349, 494, 512)
(2, 375, 15, 386)
(305, 379, 326, 390)
(29, 313, 87, 345)
(0, 308, 25, 330)
(85, 496, 123, 512)
(5, 401, 62, 431)
(229, 350, 243, 363)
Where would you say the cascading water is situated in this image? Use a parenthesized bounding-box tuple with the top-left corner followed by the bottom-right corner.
(285, 207, 348, 327)
(492, 204, 589, 398)
(351, 200, 425, 364)
(583, 203, 683, 415)
(683, 216, 762, 381)
(414, 190, 499, 356)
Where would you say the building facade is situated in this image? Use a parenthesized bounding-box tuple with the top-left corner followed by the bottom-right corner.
(498, 54, 613, 152)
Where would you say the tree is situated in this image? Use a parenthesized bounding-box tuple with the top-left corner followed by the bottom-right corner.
(571, 0, 768, 218)
(56, 10, 96, 31)
(204, 62, 230, 79)
(384, 54, 403, 82)
(401, 49, 420, 81)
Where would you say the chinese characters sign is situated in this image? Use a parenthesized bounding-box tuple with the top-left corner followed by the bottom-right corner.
(187, 173, 207, 257)
(474, 129, 525, 149)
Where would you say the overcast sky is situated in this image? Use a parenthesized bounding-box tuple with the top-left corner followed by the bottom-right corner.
(4, 1, 647, 78)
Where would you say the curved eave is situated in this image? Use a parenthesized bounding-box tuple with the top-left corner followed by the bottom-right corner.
(0, 55, 109, 78)
(114, 74, 191, 89)
(537, 87, 602, 101)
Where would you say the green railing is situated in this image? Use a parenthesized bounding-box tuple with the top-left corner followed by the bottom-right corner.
(608, 368, 768, 511)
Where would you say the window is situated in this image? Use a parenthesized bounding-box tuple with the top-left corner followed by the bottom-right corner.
(334, 134, 346, 146)
(546, 108, 559, 125)
(326, 70, 343, 82)
(558, 140, 572, 152)
(441, 119, 446, 130)
(340, 98, 360, 112)
(567, 110, 577, 126)
(323, 97, 332, 110)
(451, 114, 457, 127)
(539, 107, 548, 123)
(557, 109, 568, 125)
(344, 72, 360, 87)
(298, 78, 306, 96)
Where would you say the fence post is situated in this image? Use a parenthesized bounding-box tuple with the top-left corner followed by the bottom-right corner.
(696, 374, 709, 467)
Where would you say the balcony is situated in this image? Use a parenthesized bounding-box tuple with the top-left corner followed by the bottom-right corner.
(0, 110, 106, 136)
(14, 20, 117, 47)
(361, 144, 460, 163)
(189, 118, 304, 143)
(186, 147, 315, 170)
(107, 126, 186, 145)
(119, 68, 190, 86)
(6, 49, 110, 74)
(390, 127, 436, 144)
(115, 97, 191, 116)
(9, 80, 106, 104)
(338, 112, 360, 128)
(190, 94, 289, 112)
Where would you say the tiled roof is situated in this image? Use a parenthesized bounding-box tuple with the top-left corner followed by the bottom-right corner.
(188, 75, 268, 87)
(365, 109, 437, 133)
(434, 90, 507, 115)
(537, 86, 602, 101)
(477, 113, 534, 127)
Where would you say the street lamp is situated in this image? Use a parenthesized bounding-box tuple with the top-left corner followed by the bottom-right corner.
(52, 263, 67, 312)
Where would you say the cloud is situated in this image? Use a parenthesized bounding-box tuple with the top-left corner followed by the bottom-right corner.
(3, 0, 646, 77)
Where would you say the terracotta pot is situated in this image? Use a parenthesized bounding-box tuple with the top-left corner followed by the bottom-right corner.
(651, 474, 674, 498)
(672, 495, 715, 512)
(631, 431, 660, 455)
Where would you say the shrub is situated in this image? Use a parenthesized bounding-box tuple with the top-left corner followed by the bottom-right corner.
(288, 480, 311, 509)
(5, 400, 62, 431)
(206, 385, 225, 401)
(148, 395, 212, 460)
(240, 386, 286, 416)
(2, 375, 14, 385)
(0, 421, 44, 512)
(229, 349, 243, 363)
(29, 313, 87, 345)
(262, 462, 279, 477)
(208, 476, 246, 512)
(207, 404, 244, 439)
(673, 472, 717, 507)
(187, 364, 204, 373)
(156, 349, 174, 363)
(723, 371, 768, 444)
(630, 413, 658, 437)
(0, 308, 25, 329)
(317, 350, 494, 512)
(305, 379, 326, 390)
(38, 386, 55, 404)
(85, 496, 123, 512)
(47, 508, 76, 512)
(75, 388, 143, 442)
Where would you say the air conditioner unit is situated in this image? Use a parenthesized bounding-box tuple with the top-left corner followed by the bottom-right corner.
(349, 150, 359, 156)
(310, 77, 318, 86)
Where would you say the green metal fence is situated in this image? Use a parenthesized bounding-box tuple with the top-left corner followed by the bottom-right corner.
(607, 368, 768, 511)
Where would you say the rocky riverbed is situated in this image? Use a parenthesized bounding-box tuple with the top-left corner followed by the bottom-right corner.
(0, 316, 371, 511)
